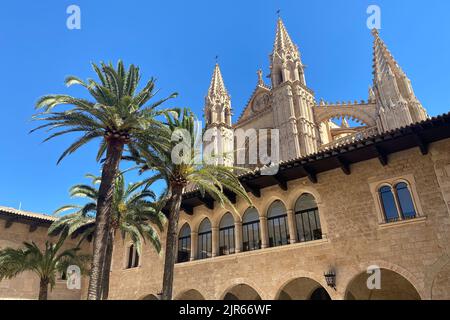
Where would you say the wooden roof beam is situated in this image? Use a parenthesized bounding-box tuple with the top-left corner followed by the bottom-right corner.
(224, 189, 237, 204)
(29, 223, 38, 233)
(181, 204, 194, 215)
(272, 173, 288, 191)
(302, 165, 317, 184)
(374, 145, 388, 166)
(243, 181, 261, 198)
(198, 195, 214, 210)
(414, 133, 428, 155)
(336, 156, 351, 175)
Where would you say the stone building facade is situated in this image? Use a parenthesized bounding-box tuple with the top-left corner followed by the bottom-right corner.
(107, 19, 450, 300)
(0, 207, 90, 300)
(1, 19, 449, 301)
(109, 126, 450, 300)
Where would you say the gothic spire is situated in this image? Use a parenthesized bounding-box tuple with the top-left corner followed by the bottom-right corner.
(272, 17, 298, 58)
(270, 17, 305, 87)
(205, 63, 231, 127)
(207, 63, 229, 99)
(370, 29, 428, 131)
(371, 29, 406, 84)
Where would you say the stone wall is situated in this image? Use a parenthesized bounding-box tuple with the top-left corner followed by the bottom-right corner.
(0, 220, 89, 300)
(108, 138, 450, 300)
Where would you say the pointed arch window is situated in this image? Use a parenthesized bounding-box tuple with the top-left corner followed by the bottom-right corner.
(197, 218, 212, 260)
(177, 223, 191, 263)
(267, 200, 289, 247)
(242, 207, 261, 252)
(219, 213, 235, 256)
(294, 193, 322, 242)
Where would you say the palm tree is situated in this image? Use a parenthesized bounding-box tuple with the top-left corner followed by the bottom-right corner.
(49, 173, 166, 299)
(0, 233, 89, 300)
(32, 61, 176, 299)
(130, 108, 252, 300)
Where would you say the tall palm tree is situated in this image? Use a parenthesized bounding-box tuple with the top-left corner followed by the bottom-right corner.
(32, 61, 176, 299)
(49, 173, 166, 299)
(131, 108, 252, 300)
(0, 233, 89, 300)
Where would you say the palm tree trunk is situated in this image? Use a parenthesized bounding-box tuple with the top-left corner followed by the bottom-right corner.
(38, 278, 49, 300)
(87, 139, 124, 300)
(101, 231, 114, 300)
(161, 184, 184, 300)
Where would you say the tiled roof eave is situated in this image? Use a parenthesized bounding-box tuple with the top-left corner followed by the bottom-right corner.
(177, 112, 450, 208)
(0, 206, 57, 223)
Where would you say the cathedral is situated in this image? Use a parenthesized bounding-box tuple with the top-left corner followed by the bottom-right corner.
(203, 18, 429, 166)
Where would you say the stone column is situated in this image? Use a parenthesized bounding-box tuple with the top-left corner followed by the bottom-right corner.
(260, 216, 269, 249)
(287, 209, 297, 244)
(287, 86, 301, 158)
(190, 231, 198, 261)
(234, 221, 242, 253)
(211, 227, 219, 257)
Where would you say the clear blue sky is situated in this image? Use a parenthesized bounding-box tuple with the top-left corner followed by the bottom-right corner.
(0, 0, 449, 214)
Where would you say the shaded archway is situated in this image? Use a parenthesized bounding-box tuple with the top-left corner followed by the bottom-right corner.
(277, 277, 331, 300)
(242, 207, 261, 252)
(222, 284, 261, 300)
(431, 261, 450, 299)
(294, 193, 322, 242)
(345, 268, 421, 300)
(219, 213, 235, 256)
(177, 223, 191, 263)
(175, 289, 205, 300)
(267, 200, 289, 247)
(197, 218, 212, 260)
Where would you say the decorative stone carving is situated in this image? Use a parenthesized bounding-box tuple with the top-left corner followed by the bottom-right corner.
(251, 93, 271, 113)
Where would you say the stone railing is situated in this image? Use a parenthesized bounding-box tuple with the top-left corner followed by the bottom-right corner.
(319, 126, 379, 151)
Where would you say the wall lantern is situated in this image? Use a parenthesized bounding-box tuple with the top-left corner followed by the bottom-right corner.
(324, 268, 336, 290)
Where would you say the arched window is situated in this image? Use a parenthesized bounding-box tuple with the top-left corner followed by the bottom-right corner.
(242, 207, 261, 252)
(379, 185, 400, 222)
(219, 213, 235, 256)
(294, 193, 322, 242)
(127, 244, 139, 269)
(197, 218, 212, 260)
(395, 182, 416, 219)
(267, 200, 289, 247)
(177, 223, 191, 263)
